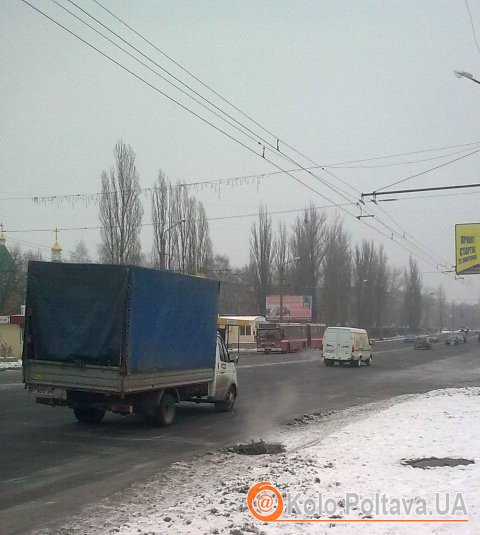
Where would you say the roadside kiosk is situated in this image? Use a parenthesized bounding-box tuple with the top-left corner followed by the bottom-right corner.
(217, 316, 258, 353)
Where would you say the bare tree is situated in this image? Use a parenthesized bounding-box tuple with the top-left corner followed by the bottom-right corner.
(436, 284, 446, 332)
(196, 203, 213, 273)
(353, 241, 374, 329)
(353, 240, 391, 331)
(273, 222, 289, 292)
(404, 256, 422, 332)
(152, 170, 169, 269)
(152, 177, 212, 275)
(373, 245, 388, 337)
(249, 205, 274, 315)
(0, 244, 23, 315)
(383, 266, 403, 331)
(70, 240, 91, 263)
(322, 216, 351, 326)
(99, 141, 143, 265)
(290, 204, 327, 321)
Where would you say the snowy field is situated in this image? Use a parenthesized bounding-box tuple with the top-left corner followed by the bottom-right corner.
(39, 388, 480, 535)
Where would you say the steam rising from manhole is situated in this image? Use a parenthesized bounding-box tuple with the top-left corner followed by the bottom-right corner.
(403, 457, 474, 469)
(226, 440, 286, 455)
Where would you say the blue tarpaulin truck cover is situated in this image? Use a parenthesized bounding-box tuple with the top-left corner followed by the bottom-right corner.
(23, 262, 220, 373)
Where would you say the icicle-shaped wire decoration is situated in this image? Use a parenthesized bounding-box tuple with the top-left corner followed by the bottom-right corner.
(26, 169, 272, 209)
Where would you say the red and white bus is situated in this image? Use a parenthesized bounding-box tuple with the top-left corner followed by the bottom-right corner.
(256, 323, 308, 353)
(256, 323, 326, 353)
(307, 323, 326, 350)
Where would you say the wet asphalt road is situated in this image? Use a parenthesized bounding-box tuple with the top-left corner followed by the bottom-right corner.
(1, 337, 479, 533)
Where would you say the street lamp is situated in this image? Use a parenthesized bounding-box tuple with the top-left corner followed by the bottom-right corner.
(279, 257, 300, 322)
(454, 70, 480, 85)
(162, 218, 186, 269)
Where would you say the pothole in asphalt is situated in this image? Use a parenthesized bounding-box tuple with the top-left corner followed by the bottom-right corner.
(226, 440, 286, 455)
(403, 457, 475, 469)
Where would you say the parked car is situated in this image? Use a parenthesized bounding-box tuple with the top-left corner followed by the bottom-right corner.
(445, 335, 461, 346)
(414, 335, 432, 350)
(403, 334, 416, 343)
(428, 335, 439, 343)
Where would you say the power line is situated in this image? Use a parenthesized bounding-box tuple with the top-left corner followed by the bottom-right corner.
(328, 144, 480, 169)
(89, 0, 480, 195)
(320, 141, 480, 166)
(19, 0, 267, 166)
(6, 143, 480, 203)
(90, 0, 282, 148)
(374, 148, 480, 193)
(19, 0, 460, 276)
(55, 0, 277, 152)
(85, 0, 466, 270)
(22, 0, 354, 218)
(4, 202, 356, 234)
(370, 203, 450, 269)
(465, 0, 480, 59)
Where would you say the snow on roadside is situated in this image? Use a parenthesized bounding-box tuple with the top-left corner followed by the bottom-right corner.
(0, 359, 21, 370)
(45, 388, 480, 535)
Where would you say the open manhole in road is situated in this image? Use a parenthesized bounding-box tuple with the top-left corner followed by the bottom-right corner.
(403, 457, 475, 469)
(226, 440, 286, 455)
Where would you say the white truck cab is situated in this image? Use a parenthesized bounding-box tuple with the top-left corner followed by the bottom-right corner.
(322, 327, 372, 367)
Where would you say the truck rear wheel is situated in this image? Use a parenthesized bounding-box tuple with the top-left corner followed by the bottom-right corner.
(156, 393, 176, 426)
(73, 406, 105, 424)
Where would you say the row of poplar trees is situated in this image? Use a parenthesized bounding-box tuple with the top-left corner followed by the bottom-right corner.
(247, 205, 427, 334)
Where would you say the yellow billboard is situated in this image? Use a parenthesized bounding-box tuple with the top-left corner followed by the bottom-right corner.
(455, 223, 480, 274)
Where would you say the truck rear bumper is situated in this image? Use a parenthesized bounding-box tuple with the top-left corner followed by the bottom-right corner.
(24, 360, 215, 394)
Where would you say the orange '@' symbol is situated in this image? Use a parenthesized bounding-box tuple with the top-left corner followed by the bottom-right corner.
(247, 481, 284, 522)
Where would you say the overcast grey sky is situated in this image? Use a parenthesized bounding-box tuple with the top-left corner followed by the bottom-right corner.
(2, 0, 480, 303)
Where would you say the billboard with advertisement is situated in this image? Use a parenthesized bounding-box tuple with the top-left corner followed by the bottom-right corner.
(266, 295, 312, 321)
(455, 223, 480, 275)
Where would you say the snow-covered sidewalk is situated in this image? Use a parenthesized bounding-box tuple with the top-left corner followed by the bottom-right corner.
(44, 388, 480, 535)
(0, 359, 21, 370)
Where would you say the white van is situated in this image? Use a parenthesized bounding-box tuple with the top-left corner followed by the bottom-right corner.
(322, 327, 372, 367)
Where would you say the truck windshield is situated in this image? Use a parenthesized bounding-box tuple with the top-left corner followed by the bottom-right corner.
(258, 329, 281, 340)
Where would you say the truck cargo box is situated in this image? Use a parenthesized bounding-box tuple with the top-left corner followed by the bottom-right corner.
(23, 262, 220, 375)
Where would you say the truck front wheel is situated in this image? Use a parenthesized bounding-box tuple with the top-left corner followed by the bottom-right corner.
(73, 406, 106, 424)
(215, 386, 237, 412)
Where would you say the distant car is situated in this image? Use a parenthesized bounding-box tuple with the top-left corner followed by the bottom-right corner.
(445, 335, 461, 346)
(414, 335, 432, 350)
(428, 335, 439, 343)
(403, 335, 415, 343)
